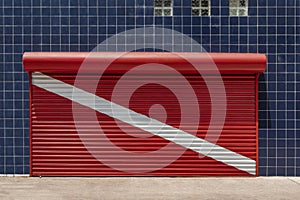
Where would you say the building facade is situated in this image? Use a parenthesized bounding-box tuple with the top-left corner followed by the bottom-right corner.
(0, 0, 299, 175)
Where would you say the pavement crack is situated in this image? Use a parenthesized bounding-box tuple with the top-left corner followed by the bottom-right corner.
(288, 178, 300, 186)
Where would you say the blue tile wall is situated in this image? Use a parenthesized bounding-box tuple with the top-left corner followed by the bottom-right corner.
(0, 0, 299, 176)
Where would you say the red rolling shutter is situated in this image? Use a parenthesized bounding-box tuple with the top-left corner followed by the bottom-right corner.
(23, 52, 266, 176)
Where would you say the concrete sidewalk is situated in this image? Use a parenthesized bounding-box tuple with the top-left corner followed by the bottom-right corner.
(0, 177, 299, 200)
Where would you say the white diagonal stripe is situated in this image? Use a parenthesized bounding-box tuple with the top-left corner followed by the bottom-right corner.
(32, 72, 256, 175)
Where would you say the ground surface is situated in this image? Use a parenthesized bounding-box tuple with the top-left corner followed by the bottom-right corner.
(0, 177, 299, 200)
